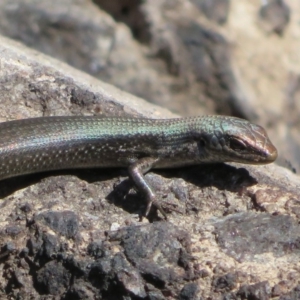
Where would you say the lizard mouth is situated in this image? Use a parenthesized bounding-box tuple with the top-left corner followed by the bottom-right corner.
(265, 143, 278, 163)
(246, 143, 278, 164)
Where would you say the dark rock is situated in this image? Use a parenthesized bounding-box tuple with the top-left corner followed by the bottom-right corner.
(87, 241, 106, 259)
(65, 279, 96, 300)
(34, 210, 79, 239)
(93, 0, 151, 42)
(19, 203, 32, 213)
(259, 0, 290, 35)
(192, 0, 231, 24)
(114, 222, 192, 284)
(40, 233, 60, 259)
(4, 225, 23, 237)
(214, 213, 300, 262)
(36, 261, 71, 295)
(179, 283, 200, 300)
(237, 281, 271, 300)
(213, 273, 237, 292)
(88, 252, 147, 297)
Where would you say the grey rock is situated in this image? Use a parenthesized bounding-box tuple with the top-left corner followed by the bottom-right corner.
(259, 0, 290, 35)
(0, 3, 299, 299)
(191, 0, 231, 24)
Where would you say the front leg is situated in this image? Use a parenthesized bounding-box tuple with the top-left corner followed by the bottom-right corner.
(128, 157, 167, 219)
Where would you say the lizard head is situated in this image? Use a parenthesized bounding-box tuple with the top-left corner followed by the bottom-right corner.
(195, 116, 278, 164)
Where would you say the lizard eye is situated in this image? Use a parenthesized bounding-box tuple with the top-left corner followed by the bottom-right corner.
(229, 139, 247, 151)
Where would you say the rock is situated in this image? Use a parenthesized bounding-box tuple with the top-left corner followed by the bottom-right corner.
(191, 0, 231, 24)
(259, 0, 290, 35)
(0, 0, 258, 118)
(0, 2, 299, 299)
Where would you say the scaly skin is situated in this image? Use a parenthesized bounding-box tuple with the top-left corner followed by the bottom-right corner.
(0, 115, 277, 217)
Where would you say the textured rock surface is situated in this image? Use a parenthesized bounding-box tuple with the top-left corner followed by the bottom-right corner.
(0, 1, 299, 299)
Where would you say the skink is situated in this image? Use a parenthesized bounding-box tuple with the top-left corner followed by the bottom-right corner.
(0, 115, 277, 216)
